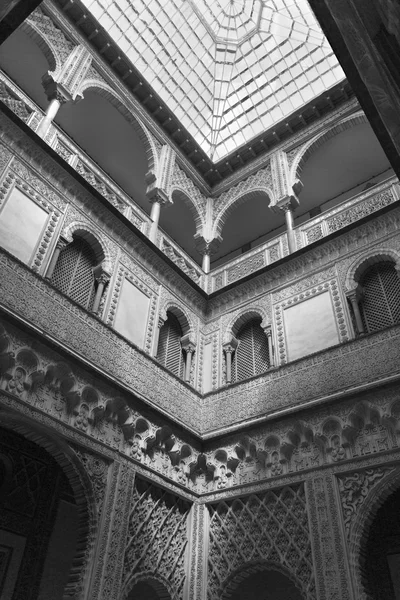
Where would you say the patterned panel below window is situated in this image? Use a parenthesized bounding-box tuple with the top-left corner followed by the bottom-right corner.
(360, 261, 400, 333)
(232, 318, 270, 383)
(51, 238, 96, 310)
(157, 312, 185, 378)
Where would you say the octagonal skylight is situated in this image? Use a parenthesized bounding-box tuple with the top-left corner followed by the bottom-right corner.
(81, 0, 345, 162)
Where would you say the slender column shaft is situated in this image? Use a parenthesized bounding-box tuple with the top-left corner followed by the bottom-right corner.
(184, 350, 193, 383)
(149, 201, 161, 244)
(266, 332, 274, 368)
(284, 206, 297, 254)
(226, 351, 232, 384)
(45, 243, 63, 279)
(36, 98, 61, 139)
(349, 294, 365, 335)
(92, 280, 105, 314)
(202, 252, 210, 274)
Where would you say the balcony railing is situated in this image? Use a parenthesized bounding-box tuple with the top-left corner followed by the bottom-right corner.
(0, 72, 205, 286)
(1, 71, 399, 294)
(210, 176, 399, 291)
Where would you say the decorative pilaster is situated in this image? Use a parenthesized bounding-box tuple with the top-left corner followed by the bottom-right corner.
(186, 503, 209, 600)
(271, 150, 300, 254)
(223, 338, 238, 384)
(37, 44, 92, 139)
(91, 461, 135, 600)
(306, 474, 353, 600)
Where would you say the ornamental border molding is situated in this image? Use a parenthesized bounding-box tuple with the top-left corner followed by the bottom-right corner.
(106, 262, 157, 355)
(0, 166, 63, 273)
(274, 277, 348, 365)
(222, 301, 271, 345)
(63, 219, 113, 272)
(344, 245, 400, 292)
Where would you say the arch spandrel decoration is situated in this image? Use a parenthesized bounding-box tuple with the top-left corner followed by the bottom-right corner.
(212, 186, 274, 243)
(77, 78, 159, 175)
(124, 572, 174, 600)
(344, 247, 400, 293)
(0, 409, 98, 600)
(221, 561, 306, 600)
(62, 220, 113, 273)
(337, 465, 400, 600)
(223, 306, 270, 345)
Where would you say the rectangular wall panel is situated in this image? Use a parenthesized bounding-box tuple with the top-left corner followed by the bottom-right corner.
(114, 278, 150, 349)
(284, 290, 339, 362)
(0, 187, 47, 264)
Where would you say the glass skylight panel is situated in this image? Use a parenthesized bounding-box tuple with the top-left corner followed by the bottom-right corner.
(81, 0, 345, 162)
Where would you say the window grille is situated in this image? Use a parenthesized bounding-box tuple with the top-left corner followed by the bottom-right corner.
(360, 261, 400, 333)
(232, 318, 270, 383)
(51, 237, 97, 310)
(157, 312, 185, 378)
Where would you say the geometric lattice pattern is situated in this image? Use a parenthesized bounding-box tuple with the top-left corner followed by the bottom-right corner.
(207, 484, 315, 599)
(360, 261, 400, 333)
(51, 237, 96, 310)
(123, 477, 190, 598)
(232, 318, 270, 382)
(157, 312, 185, 378)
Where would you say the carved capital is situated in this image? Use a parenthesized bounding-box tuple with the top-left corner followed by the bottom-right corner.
(42, 73, 71, 104)
(223, 337, 238, 355)
(146, 188, 171, 206)
(194, 233, 222, 256)
(181, 333, 196, 355)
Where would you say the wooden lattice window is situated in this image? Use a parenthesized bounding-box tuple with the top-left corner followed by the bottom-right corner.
(360, 261, 400, 333)
(51, 237, 97, 310)
(232, 318, 270, 383)
(157, 312, 185, 378)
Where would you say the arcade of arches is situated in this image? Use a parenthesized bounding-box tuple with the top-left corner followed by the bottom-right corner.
(1, 1, 400, 599)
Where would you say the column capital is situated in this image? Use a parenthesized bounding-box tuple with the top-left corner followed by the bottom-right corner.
(181, 334, 196, 354)
(194, 233, 221, 256)
(94, 267, 111, 285)
(42, 73, 71, 105)
(276, 195, 299, 213)
(223, 338, 238, 355)
(345, 287, 363, 303)
(146, 187, 171, 206)
(56, 235, 70, 251)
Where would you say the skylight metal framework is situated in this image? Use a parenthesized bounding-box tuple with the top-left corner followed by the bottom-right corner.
(81, 0, 345, 161)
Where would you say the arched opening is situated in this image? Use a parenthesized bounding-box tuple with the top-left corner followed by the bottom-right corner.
(157, 311, 185, 378)
(0, 426, 79, 600)
(55, 90, 149, 212)
(51, 235, 99, 310)
(231, 316, 270, 383)
(127, 579, 172, 600)
(212, 192, 279, 268)
(359, 260, 400, 333)
(362, 486, 400, 599)
(225, 566, 304, 600)
(298, 121, 393, 219)
(0, 27, 50, 111)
